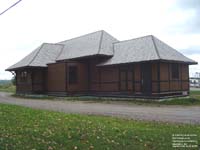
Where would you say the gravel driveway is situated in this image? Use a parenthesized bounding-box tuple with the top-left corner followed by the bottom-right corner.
(0, 92, 200, 124)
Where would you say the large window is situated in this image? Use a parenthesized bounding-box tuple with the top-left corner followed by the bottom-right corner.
(68, 66, 78, 84)
(20, 71, 28, 82)
(171, 64, 179, 79)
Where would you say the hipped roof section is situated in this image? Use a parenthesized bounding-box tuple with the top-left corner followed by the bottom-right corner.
(56, 30, 118, 61)
(99, 35, 197, 66)
(6, 43, 64, 71)
(6, 30, 197, 71)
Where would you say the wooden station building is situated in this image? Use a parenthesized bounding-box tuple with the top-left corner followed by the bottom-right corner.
(6, 30, 197, 98)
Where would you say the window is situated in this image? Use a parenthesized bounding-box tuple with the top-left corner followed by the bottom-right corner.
(68, 66, 78, 84)
(171, 64, 179, 79)
(20, 71, 28, 82)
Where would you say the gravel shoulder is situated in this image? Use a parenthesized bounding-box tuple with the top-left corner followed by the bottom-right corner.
(0, 92, 200, 124)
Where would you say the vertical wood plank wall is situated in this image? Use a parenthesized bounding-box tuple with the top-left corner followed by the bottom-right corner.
(134, 64, 141, 93)
(67, 62, 88, 92)
(89, 62, 142, 93)
(99, 66, 119, 92)
(47, 62, 66, 92)
(15, 60, 189, 97)
(152, 62, 189, 95)
(32, 69, 46, 93)
(16, 68, 46, 94)
(16, 70, 32, 93)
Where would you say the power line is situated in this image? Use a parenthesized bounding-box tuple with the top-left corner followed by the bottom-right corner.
(0, 0, 22, 16)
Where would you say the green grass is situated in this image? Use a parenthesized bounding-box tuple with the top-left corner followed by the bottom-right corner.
(190, 90, 200, 96)
(0, 103, 199, 150)
(190, 90, 200, 103)
(159, 97, 200, 105)
(0, 84, 15, 93)
(190, 90, 200, 95)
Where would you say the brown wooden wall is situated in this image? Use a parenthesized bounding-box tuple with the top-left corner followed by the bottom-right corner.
(67, 62, 88, 92)
(89, 59, 101, 91)
(134, 64, 141, 93)
(16, 70, 32, 93)
(32, 69, 46, 93)
(152, 62, 189, 95)
(47, 62, 66, 92)
(16, 68, 46, 93)
(99, 66, 119, 92)
(15, 60, 190, 97)
(89, 62, 142, 93)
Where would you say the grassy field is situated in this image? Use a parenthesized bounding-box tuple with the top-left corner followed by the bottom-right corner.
(0, 103, 199, 150)
(0, 84, 15, 93)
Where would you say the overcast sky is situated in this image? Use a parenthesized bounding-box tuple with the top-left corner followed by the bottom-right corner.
(0, 0, 199, 79)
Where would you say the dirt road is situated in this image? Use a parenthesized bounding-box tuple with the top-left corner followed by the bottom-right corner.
(0, 92, 200, 124)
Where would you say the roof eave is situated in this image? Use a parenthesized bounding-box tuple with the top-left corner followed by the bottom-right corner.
(97, 59, 198, 67)
(56, 54, 113, 62)
(158, 59, 198, 65)
(5, 66, 47, 71)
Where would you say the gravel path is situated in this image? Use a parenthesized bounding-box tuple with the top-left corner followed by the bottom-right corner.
(0, 92, 200, 124)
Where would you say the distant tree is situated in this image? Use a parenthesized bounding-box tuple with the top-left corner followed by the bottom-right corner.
(11, 76, 16, 85)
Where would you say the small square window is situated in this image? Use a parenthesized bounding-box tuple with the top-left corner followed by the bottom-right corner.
(68, 66, 78, 84)
(171, 64, 179, 79)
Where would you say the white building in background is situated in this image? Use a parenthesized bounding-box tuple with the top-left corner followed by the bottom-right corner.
(190, 73, 200, 88)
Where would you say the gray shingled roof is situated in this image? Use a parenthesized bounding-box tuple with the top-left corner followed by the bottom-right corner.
(56, 30, 118, 61)
(6, 31, 197, 71)
(6, 43, 63, 71)
(98, 35, 197, 66)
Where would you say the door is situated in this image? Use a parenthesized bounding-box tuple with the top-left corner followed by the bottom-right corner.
(141, 63, 152, 95)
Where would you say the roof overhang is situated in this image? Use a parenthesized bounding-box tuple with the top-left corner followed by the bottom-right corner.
(56, 54, 113, 62)
(97, 59, 198, 67)
(6, 66, 47, 71)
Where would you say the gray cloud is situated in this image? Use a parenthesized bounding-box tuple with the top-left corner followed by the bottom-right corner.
(180, 46, 200, 55)
(176, 0, 200, 9)
(174, 0, 200, 33)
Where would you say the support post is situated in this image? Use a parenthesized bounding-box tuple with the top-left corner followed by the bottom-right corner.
(132, 64, 135, 93)
(157, 63, 160, 95)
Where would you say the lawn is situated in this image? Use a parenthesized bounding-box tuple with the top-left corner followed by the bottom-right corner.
(0, 84, 15, 93)
(0, 103, 199, 150)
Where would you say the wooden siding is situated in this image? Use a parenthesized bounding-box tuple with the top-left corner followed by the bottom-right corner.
(14, 60, 190, 98)
(152, 62, 189, 95)
(16, 68, 46, 94)
(152, 63, 158, 93)
(32, 69, 46, 93)
(134, 64, 141, 93)
(89, 59, 101, 91)
(47, 62, 66, 92)
(100, 66, 119, 92)
(16, 70, 32, 93)
(67, 61, 88, 92)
